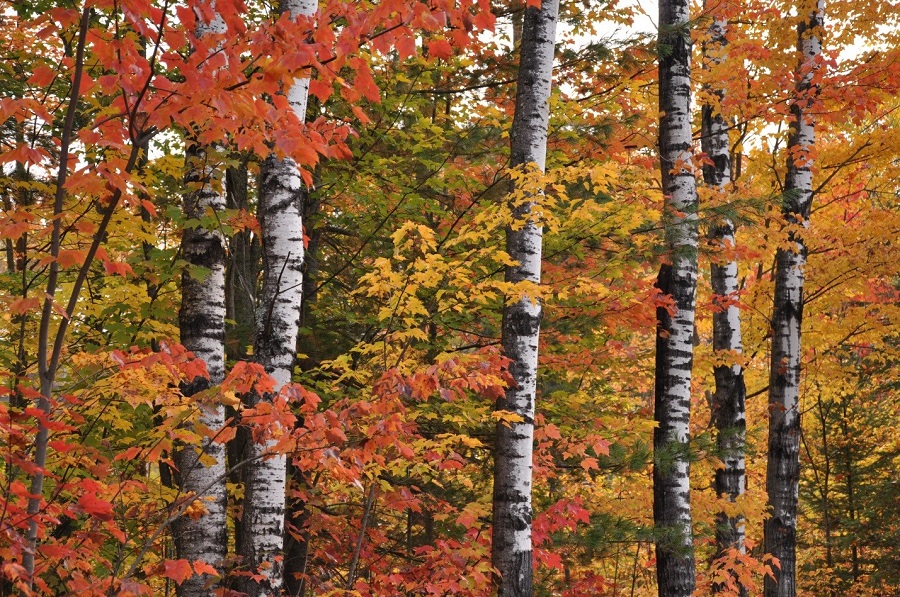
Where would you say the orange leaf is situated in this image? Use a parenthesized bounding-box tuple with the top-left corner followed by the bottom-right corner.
(427, 39, 453, 61)
(192, 560, 219, 576)
(580, 457, 599, 471)
(592, 438, 611, 456)
(73, 220, 97, 234)
(324, 427, 347, 445)
(474, 9, 496, 31)
(163, 559, 194, 585)
(40, 543, 73, 559)
(351, 105, 371, 125)
(456, 509, 477, 528)
(0, 217, 33, 240)
(140, 199, 158, 217)
(394, 29, 417, 59)
(9, 297, 41, 315)
(78, 493, 115, 521)
(103, 260, 134, 277)
(57, 249, 86, 269)
(542, 424, 562, 440)
(309, 78, 333, 102)
(28, 65, 57, 87)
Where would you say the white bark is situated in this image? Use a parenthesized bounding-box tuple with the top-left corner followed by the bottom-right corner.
(174, 9, 229, 596)
(237, 1, 315, 595)
(491, 1, 558, 595)
(175, 148, 228, 597)
(764, 5, 823, 596)
(701, 10, 747, 595)
(653, 0, 698, 594)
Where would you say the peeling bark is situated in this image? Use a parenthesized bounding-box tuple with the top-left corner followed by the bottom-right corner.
(764, 3, 824, 597)
(491, 1, 558, 595)
(654, 0, 698, 594)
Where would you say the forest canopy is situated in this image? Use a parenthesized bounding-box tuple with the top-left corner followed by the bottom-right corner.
(0, 0, 897, 595)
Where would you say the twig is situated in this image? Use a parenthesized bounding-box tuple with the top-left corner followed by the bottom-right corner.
(345, 484, 377, 590)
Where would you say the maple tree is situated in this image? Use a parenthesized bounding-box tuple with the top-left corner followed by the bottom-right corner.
(0, 0, 898, 595)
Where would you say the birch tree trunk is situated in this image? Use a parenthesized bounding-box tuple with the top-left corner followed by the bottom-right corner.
(491, 1, 558, 595)
(700, 10, 747, 595)
(173, 10, 229, 597)
(284, 178, 323, 595)
(237, 1, 316, 595)
(764, 3, 824, 596)
(654, 0, 698, 594)
(175, 144, 229, 597)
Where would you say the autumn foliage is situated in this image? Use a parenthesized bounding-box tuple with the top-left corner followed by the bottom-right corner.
(0, 0, 898, 595)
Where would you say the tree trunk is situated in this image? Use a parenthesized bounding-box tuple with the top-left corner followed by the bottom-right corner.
(700, 9, 748, 596)
(814, 397, 833, 572)
(22, 8, 91, 584)
(839, 399, 858, 582)
(654, 0, 698, 594)
(174, 142, 229, 597)
(224, 160, 258, 559)
(491, 1, 558, 595)
(283, 467, 313, 596)
(284, 175, 323, 596)
(764, 4, 823, 597)
(237, 1, 315, 595)
(225, 160, 259, 362)
(173, 11, 229, 597)
(9, 121, 32, 416)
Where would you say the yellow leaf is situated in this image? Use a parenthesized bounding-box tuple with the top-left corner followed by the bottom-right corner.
(220, 391, 241, 407)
